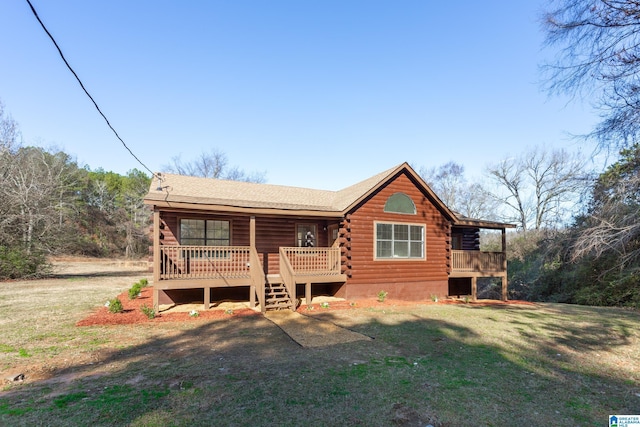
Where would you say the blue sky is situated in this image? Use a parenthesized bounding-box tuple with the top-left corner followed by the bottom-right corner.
(0, 1, 599, 190)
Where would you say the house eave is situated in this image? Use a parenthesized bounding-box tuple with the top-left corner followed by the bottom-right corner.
(144, 198, 344, 218)
(453, 219, 517, 229)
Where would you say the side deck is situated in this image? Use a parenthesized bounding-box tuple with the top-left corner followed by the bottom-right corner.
(449, 250, 508, 300)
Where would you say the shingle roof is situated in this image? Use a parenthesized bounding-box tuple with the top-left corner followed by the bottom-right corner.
(144, 164, 401, 214)
(143, 163, 513, 228)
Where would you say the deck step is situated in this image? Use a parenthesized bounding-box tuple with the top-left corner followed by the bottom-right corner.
(263, 279, 294, 311)
(265, 301, 293, 309)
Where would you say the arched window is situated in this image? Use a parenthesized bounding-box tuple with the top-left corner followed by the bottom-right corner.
(384, 193, 416, 214)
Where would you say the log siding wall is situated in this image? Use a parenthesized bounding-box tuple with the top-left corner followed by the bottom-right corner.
(342, 172, 451, 300)
(452, 227, 480, 251)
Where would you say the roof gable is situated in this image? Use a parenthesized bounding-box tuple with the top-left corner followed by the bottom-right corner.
(334, 163, 457, 221)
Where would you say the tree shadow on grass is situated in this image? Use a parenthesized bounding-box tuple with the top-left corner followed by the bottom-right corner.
(49, 270, 150, 280)
(0, 304, 638, 426)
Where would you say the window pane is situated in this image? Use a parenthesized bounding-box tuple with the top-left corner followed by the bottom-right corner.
(206, 220, 230, 241)
(181, 219, 204, 239)
(377, 241, 392, 258)
(394, 224, 408, 241)
(377, 223, 392, 240)
(410, 225, 422, 241)
(410, 241, 423, 257)
(394, 241, 409, 257)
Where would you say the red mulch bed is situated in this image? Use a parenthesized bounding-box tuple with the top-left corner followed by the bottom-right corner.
(77, 287, 536, 327)
(76, 287, 259, 326)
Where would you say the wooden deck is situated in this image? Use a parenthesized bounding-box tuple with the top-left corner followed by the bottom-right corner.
(152, 246, 508, 309)
(450, 250, 506, 276)
(154, 245, 346, 311)
(449, 250, 508, 301)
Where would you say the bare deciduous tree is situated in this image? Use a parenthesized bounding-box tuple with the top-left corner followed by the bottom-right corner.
(165, 148, 266, 183)
(419, 161, 500, 220)
(0, 147, 79, 252)
(420, 162, 465, 208)
(543, 0, 640, 149)
(571, 144, 640, 266)
(0, 100, 20, 153)
(487, 146, 586, 231)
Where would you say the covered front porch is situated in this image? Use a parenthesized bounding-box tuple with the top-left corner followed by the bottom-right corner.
(151, 211, 347, 312)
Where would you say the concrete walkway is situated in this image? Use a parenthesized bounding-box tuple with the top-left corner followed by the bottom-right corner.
(264, 310, 371, 348)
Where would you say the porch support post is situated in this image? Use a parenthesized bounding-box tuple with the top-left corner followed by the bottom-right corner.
(471, 276, 477, 301)
(501, 228, 508, 301)
(249, 216, 257, 308)
(250, 216, 256, 249)
(501, 274, 508, 301)
(306, 281, 312, 306)
(153, 209, 161, 312)
(204, 287, 210, 310)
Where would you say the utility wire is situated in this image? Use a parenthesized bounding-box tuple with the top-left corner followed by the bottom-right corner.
(25, 0, 156, 177)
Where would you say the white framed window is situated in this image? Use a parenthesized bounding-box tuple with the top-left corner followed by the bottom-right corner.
(375, 222, 425, 259)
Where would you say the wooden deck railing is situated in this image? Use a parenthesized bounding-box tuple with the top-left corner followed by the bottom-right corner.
(451, 250, 505, 273)
(250, 247, 265, 310)
(280, 247, 341, 275)
(159, 245, 342, 280)
(279, 248, 297, 306)
(159, 245, 252, 280)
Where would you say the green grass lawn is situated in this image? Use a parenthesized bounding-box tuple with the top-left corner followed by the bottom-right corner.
(1, 274, 639, 426)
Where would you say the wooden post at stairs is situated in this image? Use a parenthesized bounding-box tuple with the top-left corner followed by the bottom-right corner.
(153, 209, 161, 312)
(306, 281, 312, 306)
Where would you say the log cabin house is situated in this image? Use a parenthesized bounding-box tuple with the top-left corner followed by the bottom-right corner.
(143, 162, 514, 312)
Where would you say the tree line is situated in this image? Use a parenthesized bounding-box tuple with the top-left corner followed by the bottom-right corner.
(517, 0, 640, 308)
(0, 101, 151, 278)
(0, 100, 267, 280)
(419, 0, 640, 308)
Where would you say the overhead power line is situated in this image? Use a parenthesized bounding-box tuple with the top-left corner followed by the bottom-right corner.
(25, 0, 156, 177)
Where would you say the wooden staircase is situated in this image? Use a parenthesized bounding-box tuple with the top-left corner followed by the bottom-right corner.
(264, 275, 295, 311)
